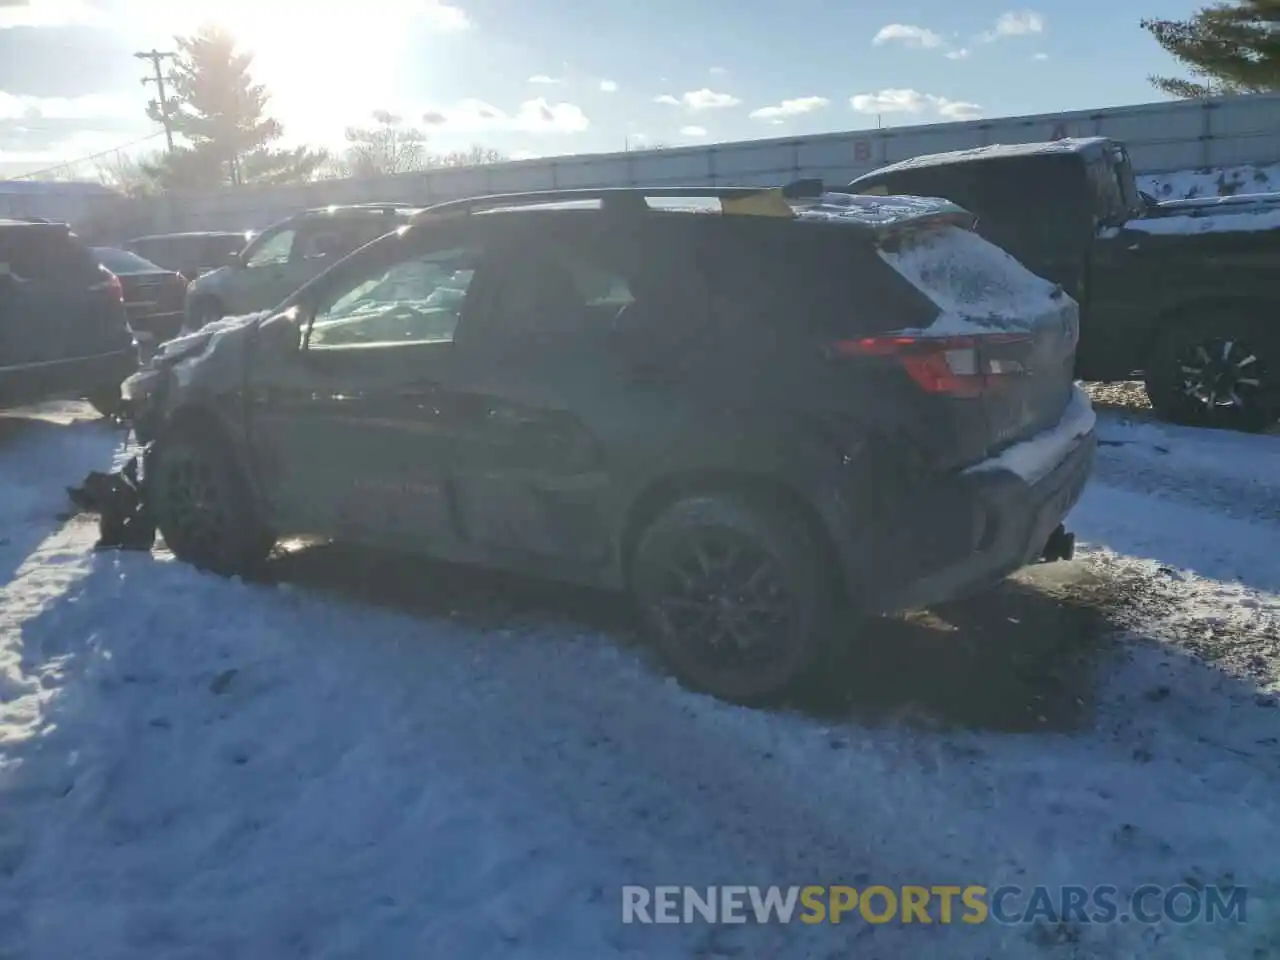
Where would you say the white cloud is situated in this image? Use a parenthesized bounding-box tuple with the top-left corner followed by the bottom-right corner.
(528, 74, 561, 84)
(599, 79, 618, 93)
(849, 89, 983, 121)
(934, 97, 984, 120)
(679, 125, 708, 137)
(1032, 52, 1049, 60)
(421, 97, 588, 135)
(947, 47, 971, 60)
(872, 24, 944, 49)
(0, 0, 101, 29)
(748, 96, 829, 124)
(0, 91, 134, 120)
(654, 88, 741, 111)
(980, 9, 1045, 41)
(709, 66, 727, 75)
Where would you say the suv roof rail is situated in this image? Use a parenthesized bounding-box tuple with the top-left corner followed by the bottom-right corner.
(300, 201, 415, 216)
(412, 180, 823, 222)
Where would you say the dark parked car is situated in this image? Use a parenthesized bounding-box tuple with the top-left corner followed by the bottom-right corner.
(848, 137, 1280, 430)
(123, 186, 1095, 704)
(0, 218, 135, 413)
(125, 231, 251, 284)
(92, 247, 188, 354)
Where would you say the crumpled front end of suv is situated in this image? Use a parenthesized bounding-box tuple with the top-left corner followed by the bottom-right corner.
(122, 311, 268, 445)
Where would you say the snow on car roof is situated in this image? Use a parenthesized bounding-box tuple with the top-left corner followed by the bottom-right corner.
(796, 192, 975, 229)
(1125, 206, 1280, 236)
(852, 137, 1112, 180)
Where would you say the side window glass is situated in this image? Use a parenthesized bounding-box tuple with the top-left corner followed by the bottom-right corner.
(296, 227, 343, 261)
(308, 245, 482, 349)
(499, 244, 636, 339)
(244, 228, 296, 269)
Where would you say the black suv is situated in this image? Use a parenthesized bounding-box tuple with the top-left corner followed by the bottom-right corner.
(124, 186, 1096, 704)
(0, 218, 136, 412)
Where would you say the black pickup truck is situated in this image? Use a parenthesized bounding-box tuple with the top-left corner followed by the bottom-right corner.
(847, 138, 1280, 430)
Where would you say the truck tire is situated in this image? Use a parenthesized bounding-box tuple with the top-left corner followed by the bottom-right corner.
(1145, 314, 1279, 432)
(149, 427, 275, 575)
(629, 493, 837, 705)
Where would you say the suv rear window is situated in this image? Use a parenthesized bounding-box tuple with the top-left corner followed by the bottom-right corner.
(876, 224, 1060, 332)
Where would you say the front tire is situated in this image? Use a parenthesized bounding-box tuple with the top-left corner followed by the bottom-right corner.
(149, 428, 275, 575)
(1145, 315, 1279, 432)
(630, 494, 837, 705)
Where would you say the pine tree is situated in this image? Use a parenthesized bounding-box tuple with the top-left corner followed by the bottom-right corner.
(144, 26, 327, 188)
(1142, 0, 1280, 98)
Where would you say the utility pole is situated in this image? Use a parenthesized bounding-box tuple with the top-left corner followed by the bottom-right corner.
(135, 49, 177, 154)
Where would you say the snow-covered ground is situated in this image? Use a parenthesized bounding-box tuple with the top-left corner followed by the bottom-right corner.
(2, 402, 1278, 959)
(1138, 161, 1280, 201)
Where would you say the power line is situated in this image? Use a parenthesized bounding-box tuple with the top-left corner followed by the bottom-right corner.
(9, 130, 169, 181)
(134, 49, 178, 154)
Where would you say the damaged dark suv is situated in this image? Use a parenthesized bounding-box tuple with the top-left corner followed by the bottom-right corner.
(123, 186, 1096, 704)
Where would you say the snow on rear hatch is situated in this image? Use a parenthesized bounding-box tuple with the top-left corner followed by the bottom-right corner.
(877, 223, 1067, 336)
(880, 221, 1082, 450)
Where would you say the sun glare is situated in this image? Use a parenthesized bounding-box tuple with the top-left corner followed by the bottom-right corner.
(124, 0, 467, 143)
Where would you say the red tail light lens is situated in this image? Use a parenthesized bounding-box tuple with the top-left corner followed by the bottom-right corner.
(91, 266, 124, 301)
(828, 332, 1030, 398)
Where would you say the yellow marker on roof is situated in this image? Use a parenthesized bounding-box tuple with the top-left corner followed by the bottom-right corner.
(721, 188, 795, 219)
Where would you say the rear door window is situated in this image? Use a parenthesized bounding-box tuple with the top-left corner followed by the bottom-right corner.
(693, 216, 936, 337)
(5, 228, 98, 282)
(296, 218, 396, 263)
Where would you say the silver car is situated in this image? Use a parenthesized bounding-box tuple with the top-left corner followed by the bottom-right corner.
(182, 204, 416, 330)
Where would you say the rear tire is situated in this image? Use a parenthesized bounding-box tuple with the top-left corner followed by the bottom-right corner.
(630, 494, 837, 705)
(149, 427, 275, 576)
(1145, 314, 1279, 432)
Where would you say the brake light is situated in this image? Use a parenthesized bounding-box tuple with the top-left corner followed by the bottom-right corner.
(828, 332, 1030, 398)
(90, 267, 124, 301)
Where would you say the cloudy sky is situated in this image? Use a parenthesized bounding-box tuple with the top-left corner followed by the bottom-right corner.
(1, 0, 1200, 177)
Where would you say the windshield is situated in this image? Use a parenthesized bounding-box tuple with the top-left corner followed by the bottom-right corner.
(93, 247, 161, 273)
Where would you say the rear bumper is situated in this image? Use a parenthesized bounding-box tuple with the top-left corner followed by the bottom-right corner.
(0, 347, 138, 407)
(127, 309, 185, 345)
(859, 387, 1097, 614)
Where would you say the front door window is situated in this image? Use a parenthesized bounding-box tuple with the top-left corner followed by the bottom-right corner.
(308, 246, 482, 349)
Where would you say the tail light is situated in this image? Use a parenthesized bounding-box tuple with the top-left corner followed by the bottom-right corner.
(90, 266, 124, 301)
(827, 332, 1030, 398)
